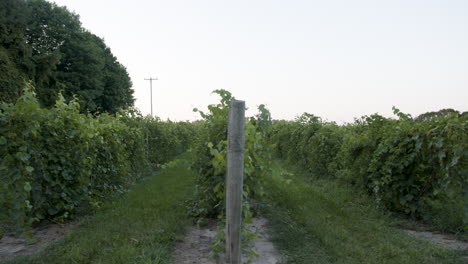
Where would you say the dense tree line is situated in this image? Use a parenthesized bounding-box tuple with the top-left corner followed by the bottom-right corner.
(0, 0, 134, 113)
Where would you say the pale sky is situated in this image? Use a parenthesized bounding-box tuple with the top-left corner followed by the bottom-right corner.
(51, 0, 467, 122)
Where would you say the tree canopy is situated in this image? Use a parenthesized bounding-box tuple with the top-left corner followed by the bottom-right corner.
(0, 0, 134, 113)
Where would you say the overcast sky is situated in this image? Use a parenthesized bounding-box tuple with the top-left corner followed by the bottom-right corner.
(51, 0, 467, 122)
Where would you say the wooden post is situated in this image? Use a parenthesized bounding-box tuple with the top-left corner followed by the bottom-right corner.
(226, 100, 245, 264)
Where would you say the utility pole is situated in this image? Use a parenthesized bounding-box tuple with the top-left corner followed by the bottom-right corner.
(144, 77, 158, 116)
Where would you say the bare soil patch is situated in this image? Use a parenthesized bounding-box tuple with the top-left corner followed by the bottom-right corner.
(174, 217, 284, 264)
(0, 222, 74, 262)
(402, 229, 468, 251)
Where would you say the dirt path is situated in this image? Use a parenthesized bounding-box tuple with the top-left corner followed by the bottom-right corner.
(0, 222, 74, 262)
(402, 229, 468, 251)
(174, 217, 284, 264)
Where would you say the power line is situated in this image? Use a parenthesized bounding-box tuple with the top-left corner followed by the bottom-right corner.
(144, 77, 158, 116)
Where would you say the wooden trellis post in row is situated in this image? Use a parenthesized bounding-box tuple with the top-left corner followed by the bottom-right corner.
(226, 100, 245, 264)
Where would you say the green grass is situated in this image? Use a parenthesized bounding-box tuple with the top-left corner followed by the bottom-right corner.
(3, 160, 194, 264)
(263, 160, 466, 264)
(4, 157, 465, 264)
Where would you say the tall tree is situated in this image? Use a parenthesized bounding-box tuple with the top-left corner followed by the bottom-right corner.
(0, 0, 134, 113)
(0, 0, 30, 102)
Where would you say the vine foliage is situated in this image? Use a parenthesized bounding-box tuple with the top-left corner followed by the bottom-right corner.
(268, 108, 467, 233)
(189, 90, 273, 257)
(0, 85, 198, 234)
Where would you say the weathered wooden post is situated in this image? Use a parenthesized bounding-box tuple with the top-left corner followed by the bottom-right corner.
(226, 100, 245, 264)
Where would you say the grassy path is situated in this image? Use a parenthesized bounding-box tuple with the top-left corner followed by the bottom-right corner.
(263, 160, 465, 264)
(4, 158, 466, 264)
(4, 162, 194, 264)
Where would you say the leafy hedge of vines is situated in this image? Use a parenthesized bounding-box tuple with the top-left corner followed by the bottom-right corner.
(269, 109, 467, 233)
(189, 90, 273, 255)
(0, 87, 198, 232)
